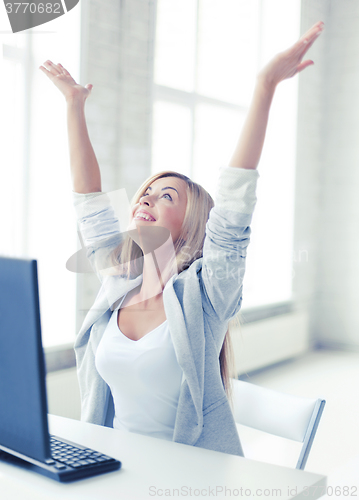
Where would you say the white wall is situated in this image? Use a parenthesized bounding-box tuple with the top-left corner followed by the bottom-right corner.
(313, 0, 359, 349)
(296, 0, 359, 349)
(47, 369, 81, 420)
(234, 311, 310, 376)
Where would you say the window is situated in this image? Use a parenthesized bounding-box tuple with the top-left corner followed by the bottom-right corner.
(0, 7, 81, 348)
(152, 0, 301, 309)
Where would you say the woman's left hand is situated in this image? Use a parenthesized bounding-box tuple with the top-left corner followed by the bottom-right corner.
(257, 21, 324, 92)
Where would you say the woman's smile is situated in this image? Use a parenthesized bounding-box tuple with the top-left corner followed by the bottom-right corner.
(134, 209, 156, 222)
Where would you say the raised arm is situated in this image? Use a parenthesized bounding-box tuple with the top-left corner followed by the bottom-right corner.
(39, 60, 101, 193)
(229, 21, 324, 170)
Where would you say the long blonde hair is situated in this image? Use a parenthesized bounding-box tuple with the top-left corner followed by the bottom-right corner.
(111, 170, 238, 404)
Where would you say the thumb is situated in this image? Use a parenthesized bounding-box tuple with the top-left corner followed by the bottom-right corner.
(296, 60, 314, 73)
(85, 84, 93, 91)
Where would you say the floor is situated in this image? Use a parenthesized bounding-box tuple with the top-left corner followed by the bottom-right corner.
(236, 349, 359, 499)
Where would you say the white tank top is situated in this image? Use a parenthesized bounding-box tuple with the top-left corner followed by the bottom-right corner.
(95, 295, 183, 441)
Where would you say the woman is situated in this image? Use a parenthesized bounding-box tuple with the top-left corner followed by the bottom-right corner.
(40, 21, 324, 456)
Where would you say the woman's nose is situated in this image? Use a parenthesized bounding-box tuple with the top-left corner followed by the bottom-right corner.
(140, 196, 154, 207)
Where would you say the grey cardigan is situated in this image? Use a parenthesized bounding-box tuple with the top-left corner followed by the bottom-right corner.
(73, 166, 260, 457)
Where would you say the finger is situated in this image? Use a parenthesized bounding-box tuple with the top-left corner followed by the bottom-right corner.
(290, 23, 324, 58)
(286, 33, 321, 65)
(39, 62, 52, 74)
(296, 60, 314, 74)
(292, 31, 322, 59)
(42, 60, 62, 75)
(291, 36, 319, 64)
(57, 63, 71, 76)
(39, 65, 49, 75)
(300, 21, 324, 42)
(38, 65, 59, 80)
(299, 27, 324, 55)
(300, 33, 320, 55)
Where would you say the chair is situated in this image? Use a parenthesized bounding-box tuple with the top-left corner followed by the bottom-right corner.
(231, 379, 325, 470)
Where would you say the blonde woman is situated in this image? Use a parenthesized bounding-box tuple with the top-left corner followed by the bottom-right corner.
(40, 21, 324, 456)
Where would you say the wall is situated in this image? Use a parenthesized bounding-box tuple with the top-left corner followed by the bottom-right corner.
(234, 311, 310, 376)
(297, 0, 359, 349)
(47, 368, 81, 420)
(292, 0, 328, 334)
(314, 0, 359, 349)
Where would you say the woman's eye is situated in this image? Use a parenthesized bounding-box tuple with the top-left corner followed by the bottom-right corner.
(141, 192, 172, 200)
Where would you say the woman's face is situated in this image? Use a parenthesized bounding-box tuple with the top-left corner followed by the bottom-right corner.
(130, 176, 188, 244)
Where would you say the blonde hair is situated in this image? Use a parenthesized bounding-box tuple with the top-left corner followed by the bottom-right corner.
(111, 170, 238, 403)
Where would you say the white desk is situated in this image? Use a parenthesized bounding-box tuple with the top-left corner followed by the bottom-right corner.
(0, 414, 326, 499)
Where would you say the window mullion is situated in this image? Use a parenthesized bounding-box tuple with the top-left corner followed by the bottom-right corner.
(191, 0, 200, 179)
(257, 0, 264, 72)
(22, 34, 32, 255)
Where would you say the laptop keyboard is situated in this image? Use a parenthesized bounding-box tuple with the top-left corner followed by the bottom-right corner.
(47, 435, 117, 470)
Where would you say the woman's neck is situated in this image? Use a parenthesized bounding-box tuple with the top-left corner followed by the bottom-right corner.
(134, 245, 177, 307)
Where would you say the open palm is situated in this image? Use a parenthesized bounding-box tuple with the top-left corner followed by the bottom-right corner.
(258, 21, 324, 91)
(39, 60, 93, 102)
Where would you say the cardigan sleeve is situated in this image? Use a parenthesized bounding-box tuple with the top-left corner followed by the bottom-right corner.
(72, 191, 124, 282)
(200, 166, 260, 323)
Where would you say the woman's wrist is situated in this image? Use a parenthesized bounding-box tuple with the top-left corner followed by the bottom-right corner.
(255, 73, 277, 98)
(66, 92, 87, 107)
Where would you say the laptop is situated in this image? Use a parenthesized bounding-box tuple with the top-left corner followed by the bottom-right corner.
(0, 256, 121, 482)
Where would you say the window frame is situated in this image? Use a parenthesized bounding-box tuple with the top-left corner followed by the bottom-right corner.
(1, 18, 81, 367)
(152, 0, 296, 324)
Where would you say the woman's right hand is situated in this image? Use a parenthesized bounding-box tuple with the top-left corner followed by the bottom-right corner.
(256, 21, 324, 92)
(39, 60, 93, 103)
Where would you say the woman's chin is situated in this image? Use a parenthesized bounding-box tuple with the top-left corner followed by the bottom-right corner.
(127, 223, 173, 255)
(127, 218, 155, 231)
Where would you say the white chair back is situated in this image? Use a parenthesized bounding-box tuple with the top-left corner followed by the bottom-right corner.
(231, 379, 325, 469)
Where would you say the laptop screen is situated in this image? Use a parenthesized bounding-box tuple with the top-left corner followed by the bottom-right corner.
(0, 257, 51, 462)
